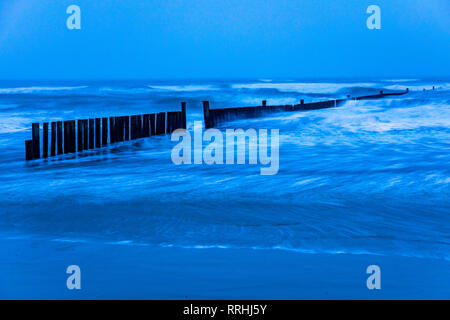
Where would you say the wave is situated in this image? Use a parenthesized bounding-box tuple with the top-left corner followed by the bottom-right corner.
(384, 83, 450, 91)
(231, 82, 378, 94)
(0, 86, 88, 94)
(149, 84, 219, 92)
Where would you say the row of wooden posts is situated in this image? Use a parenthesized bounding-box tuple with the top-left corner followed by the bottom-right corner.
(202, 89, 409, 128)
(25, 103, 186, 160)
(25, 89, 409, 160)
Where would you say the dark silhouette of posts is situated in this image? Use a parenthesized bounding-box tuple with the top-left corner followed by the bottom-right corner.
(130, 115, 136, 140)
(262, 100, 267, 108)
(77, 120, 83, 152)
(203, 101, 210, 129)
(143, 114, 150, 137)
(51, 122, 56, 156)
(150, 114, 156, 136)
(156, 112, 165, 135)
(109, 117, 115, 143)
(43, 123, 49, 158)
(25, 140, 33, 160)
(89, 119, 95, 149)
(64, 121, 75, 153)
(137, 115, 142, 138)
(117, 117, 124, 142)
(124, 116, 130, 140)
(70, 121, 76, 153)
(63, 121, 69, 154)
(181, 102, 186, 129)
(166, 112, 173, 134)
(32, 123, 40, 159)
(57, 121, 63, 155)
(95, 118, 101, 148)
(83, 120, 88, 150)
(102, 118, 108, 146)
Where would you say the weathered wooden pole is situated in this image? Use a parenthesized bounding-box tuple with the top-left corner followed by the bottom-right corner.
(95, 118, 101, 148)
(102, 118, 108, 145)
(143, 114, 150, 137)
(83, 120, 88, 150)
(63, 121, 70, 154)
(118, 117, 125, 141)
(137, 115, 142, 138)
(109, 117, 115, 143)
(166, 112, 172, 134)
(181, 102, 186, 129)
(57, 121, 63, 155)
(32, 123, 40, 159)
(77, 120, 83, 152)
(203, 101, 210, 129)
(156, 112, 165, 135)
(43, 122, 49, 158)
(89, 119, 95, 149)
(51, 122, 56, 156)
(130, 115, 136, 140)
(124, 116, 130, 141)
(150, 114, 156, 136)
(70, 121, 76, 153)
(25, 140, 34, 160)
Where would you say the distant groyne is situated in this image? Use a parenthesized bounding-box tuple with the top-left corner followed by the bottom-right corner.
(203, 89, 409, 129)
(24, 89, 410, 160)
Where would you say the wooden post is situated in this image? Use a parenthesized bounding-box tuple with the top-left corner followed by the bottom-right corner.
(130, 115, 136, 140)
(43, 122, 49, 158)
(32, 123, 40, 159)
(143, 114, 150, 137)
(51, 122, 56, 156)
(181, 102, 186, 129)
(150, 114, 156, 136)
(124, 116, 130, 140)
(156, 112, 165, 135)
(95, 118, 101, 148)
(118, 117, 125, 141)
(301, 99, 304, 104)
(380, 90, 383, 95)
(137, 115, 143, 138)
(109, 117, 115, 143)
(77, 120, 83, 152)
(166, 112, 172, 134)
(83, 120, 88, 150)
(25, 140, 34, 160)
(203, 101, 210, 128)
(57, 121, 63, 155)
(63, 121, 69, 154)
(89, 119, 95, 149)
(262, 100, 267, 108)
(70, 121, 76, 153)
(102, 118, 108, 145)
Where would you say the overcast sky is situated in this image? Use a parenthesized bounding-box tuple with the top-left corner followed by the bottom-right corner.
(0, 0, 448, 79)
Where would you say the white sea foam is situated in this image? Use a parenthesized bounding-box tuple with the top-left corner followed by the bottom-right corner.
(0, 86, 88, 94)
(231, 82, 378, 93)
(384, 83, 450, 91)
(149, 84, 219, 92)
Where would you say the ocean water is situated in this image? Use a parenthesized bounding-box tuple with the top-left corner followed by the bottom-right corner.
(0, 79, 449, 261)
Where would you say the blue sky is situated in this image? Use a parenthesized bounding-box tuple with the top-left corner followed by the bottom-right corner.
(0, 0, 449, 79)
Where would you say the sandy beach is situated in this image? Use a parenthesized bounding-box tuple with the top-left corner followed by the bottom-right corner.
(1, 237, 448, 299)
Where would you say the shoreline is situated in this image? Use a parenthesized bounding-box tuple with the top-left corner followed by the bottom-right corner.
(1, 237, 449, 299)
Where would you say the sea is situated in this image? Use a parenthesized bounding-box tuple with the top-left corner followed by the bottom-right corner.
(0, 78, 449, 263)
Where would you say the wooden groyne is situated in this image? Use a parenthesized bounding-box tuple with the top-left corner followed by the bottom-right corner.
(25, 103, 187, 161)
(203, 89, 409, 129)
